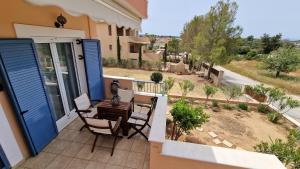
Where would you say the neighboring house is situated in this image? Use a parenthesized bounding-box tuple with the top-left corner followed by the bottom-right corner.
(153, 37, 172, 51)
(0, 0, 147, 167)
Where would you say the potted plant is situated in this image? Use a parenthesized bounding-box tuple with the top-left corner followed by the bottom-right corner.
(137, 81, 145, 92)
(150, 72, 163, 95)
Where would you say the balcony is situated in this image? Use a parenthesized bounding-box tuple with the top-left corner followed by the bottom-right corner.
(18, 75, 286, 169)
(128, 36, 150, 45)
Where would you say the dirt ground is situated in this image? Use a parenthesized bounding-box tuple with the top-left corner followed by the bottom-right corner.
(166, 103, 296, 151)
(104, 67, 247, 100)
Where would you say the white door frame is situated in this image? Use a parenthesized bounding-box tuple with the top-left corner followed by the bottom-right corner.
(14, 24, 88, 131)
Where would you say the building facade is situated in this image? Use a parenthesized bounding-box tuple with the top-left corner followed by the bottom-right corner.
(0, 0, 147, 167)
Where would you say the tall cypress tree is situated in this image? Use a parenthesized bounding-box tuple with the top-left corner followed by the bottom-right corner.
(117, 36, 121, 64)
(163, 44, 168, 68)
(138, 45, 142, 68)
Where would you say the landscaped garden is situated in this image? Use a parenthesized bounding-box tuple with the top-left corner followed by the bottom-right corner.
(224, 60, 300, 95)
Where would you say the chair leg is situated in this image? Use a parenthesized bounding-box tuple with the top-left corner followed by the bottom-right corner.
(91, 135, 98, 152)
(111, 129, 120, 156)
(79, 125, 86, 131)
(128, 126, 148, 140)
(147, 123, 151, 128)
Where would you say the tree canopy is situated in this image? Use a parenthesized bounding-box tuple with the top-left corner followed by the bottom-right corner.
(261, 33, 282, 54)
(263, 47, 300, 77)
(180, 0, 242, 77)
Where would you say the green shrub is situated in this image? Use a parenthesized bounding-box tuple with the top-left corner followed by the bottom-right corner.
(222, 85, 243, 102)
(203, 84, 218, 105)
(257, 104, 269, 114)
(267, 112, 281, 123)
(223, 104, 234, 110)
(150, 72, 163, 83)
(164, 77, 175, 94)
(137, 81, 145, 91)
(142, 60, 153, 70)
(246, 50, 258, 60)
(212, 100, 219, 108)
(254, 130, 300, 168)
(171, 99, 209, 140)
(154, 61, 162, 71)
(238, 103, 248, 111)
(179, 80, 195, 97)
(103, 57, 117, 67)
(120, 59, 129, 68)
(128, 59, 136, 69)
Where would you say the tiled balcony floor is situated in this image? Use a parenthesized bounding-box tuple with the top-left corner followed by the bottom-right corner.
(18, 117, 150, 169)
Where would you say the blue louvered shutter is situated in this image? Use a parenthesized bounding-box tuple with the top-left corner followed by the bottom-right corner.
(82, 39, 105, 101)
(0, 39, 57, 155)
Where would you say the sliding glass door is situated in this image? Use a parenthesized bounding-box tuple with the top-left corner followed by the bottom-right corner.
(36, 41, 80, 131)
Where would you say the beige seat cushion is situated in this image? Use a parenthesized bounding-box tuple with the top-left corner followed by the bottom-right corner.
(118, 89, 134, 103)
(74, 93, 91, 110)
(128, 117, 145, 126)
(85, 118, 116, 135)
(131, 112, 147, 120)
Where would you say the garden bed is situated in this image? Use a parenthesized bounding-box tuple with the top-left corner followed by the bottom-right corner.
(166, 101, 296, 151)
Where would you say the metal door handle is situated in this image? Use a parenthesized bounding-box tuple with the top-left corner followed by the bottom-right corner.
(21, 110, 29, 115)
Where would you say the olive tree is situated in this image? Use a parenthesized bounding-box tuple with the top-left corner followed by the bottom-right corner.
(164, 77, 175, 95)
(171, 99, 209, 140)
(203, 84, 218, 105)
(263, 47, 300, 78)
(222, 85, 243, 103)
(179, 80, 195, 97)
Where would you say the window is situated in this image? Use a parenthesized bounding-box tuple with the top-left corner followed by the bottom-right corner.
(130, 44, 139, 53)
(126, 28, 131, 36)
(117, 26, 124, 36)
(108, 25, 112, 36)
(109, 44, 112, 51)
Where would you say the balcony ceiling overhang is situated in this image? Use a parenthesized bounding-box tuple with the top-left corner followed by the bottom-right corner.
(25, 0, 142, 30)
(128, 36, 150, 45)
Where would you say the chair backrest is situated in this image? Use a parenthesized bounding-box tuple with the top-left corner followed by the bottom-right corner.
(118, 89, 134, 103)
(146, 97, 158, 118)
(74, 93, 92, 111)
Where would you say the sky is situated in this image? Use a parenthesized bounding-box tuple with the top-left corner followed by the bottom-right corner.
(141, 0, 300, 40)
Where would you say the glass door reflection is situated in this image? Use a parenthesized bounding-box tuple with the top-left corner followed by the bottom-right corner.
(56, 43, 80, 111)
(36, 43, 66, 121)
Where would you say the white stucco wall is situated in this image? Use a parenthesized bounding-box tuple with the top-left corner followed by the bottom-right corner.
(0, 105, 23, 166)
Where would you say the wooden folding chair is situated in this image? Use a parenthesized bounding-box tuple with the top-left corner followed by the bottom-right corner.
(130, 97, 157, 128)
(127, 97, 157, 140)
(74, 95, 122, 156)
(73, 93, 101, 131)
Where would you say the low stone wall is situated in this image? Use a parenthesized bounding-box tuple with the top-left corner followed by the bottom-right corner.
(201, 63, 224, 86)
(168, 94, 260, 106)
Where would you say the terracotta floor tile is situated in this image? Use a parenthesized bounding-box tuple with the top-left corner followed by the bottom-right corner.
(115, 138, 134, 151)
(22, 152, 56, 169)
(91, 148, 112, 163)
(131, 139, 147, 154)
(125, 152, 145, 169)
(105, 165, 123, 169)
(76, 145, 94, 160)
(45, 155, 72, 169)
(61, 142, 84, 157)
(44, 139, 69, 154)
(65, 158, 89, 169)
(107, 150, 129, 166)
(86, 161, 106, 169)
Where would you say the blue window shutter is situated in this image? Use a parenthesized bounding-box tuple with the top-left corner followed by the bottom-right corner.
(0, 39, 58, 155)
(82, 39, 105, 101)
